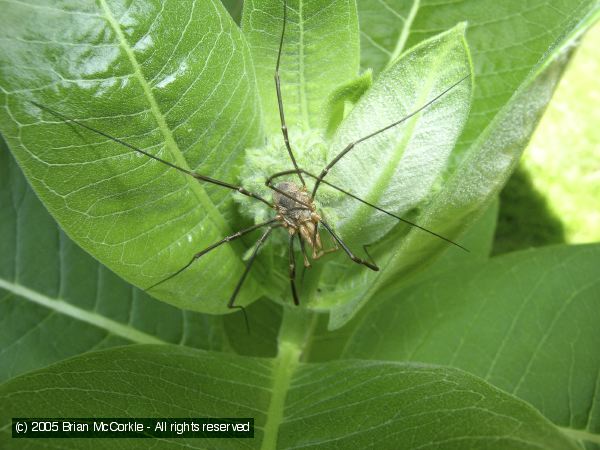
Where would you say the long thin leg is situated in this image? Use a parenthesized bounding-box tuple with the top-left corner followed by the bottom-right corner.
(275, 0, 306, 187)
(268, 168, 468, 252)
(288, 233, 300, 305)
(310, 75, 470, 199)
(147, 219, 278, 290)
(228, 225, 275, 310)
(32, 101, 273, 207)
(320, 220, 379, 271)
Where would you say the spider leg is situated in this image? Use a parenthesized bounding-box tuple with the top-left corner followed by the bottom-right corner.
(320, 220, 379, 271)
(288, 233, 300, 306)
(146, 219, 278, 291)
(228, 225, 277, 332)
(274, 0, 305, 187)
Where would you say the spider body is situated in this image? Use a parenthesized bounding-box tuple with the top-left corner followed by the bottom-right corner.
(272, 181, 325, 260)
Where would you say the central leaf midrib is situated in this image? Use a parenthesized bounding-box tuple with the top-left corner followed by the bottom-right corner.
(98, 0, 231, 236)
(0, 278, 167, 345)
(261, 341, 300, 449)
(387, 0, 420, 67)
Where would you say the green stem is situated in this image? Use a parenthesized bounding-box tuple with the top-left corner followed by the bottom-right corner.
(261, 307, 314, 450)
(277, 306, 314, 350)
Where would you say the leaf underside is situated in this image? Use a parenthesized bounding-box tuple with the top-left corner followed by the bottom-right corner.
(0, 345, 581, 449)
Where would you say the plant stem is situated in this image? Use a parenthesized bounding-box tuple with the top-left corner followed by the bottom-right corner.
(277, 306, 314, 352)
(261, 306, 314, 449)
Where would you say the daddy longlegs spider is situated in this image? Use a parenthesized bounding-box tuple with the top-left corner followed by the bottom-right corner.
(32, 0, 469, 329)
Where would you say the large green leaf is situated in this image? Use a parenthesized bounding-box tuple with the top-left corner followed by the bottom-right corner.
(0, 0, 264, 313)
(0, 345, 580, 449)
(314, 244, 600, 448)
(0, 137, 284, 381)
(242, 0, 360, 133)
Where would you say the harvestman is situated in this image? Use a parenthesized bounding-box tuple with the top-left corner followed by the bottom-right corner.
(33, 0, 469, 322)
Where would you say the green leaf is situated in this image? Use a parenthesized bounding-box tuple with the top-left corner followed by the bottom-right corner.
(242, 0, 360, 133)
(0, 345, 580, 449)
(0, 0, 264, 313)
(345, 0, 599, 327)
(407, 195, 499, 286)
(357, 0, 419, 74)
(326, 244, 600, 447)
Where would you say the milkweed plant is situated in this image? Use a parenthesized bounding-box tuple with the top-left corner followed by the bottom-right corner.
(0, 0, 598, 448)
